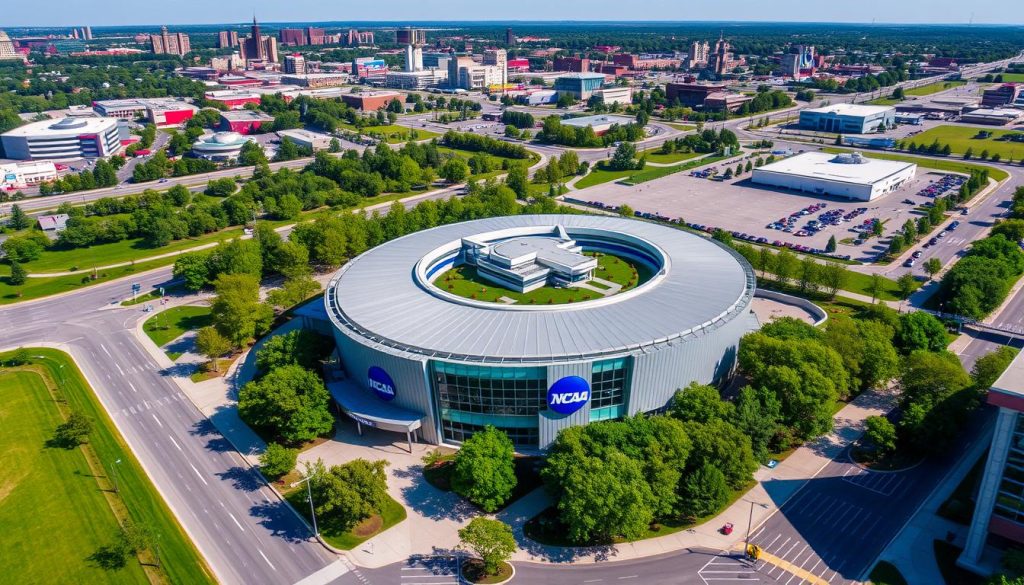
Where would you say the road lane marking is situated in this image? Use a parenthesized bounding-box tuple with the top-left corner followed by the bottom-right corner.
(151, 414, 162, 428)
(189, 463, 208, 485)
(100, 344, 112, 358)
(227, 511, 245, 532)
(258, 549, 276, 571)
(168, 435, 182, 451)
(127, 381, 138, 393)
(115, 363, 124, 376)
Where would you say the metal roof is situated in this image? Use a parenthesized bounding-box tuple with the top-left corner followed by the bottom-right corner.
(326, 215, 755, 363)
(756, 151, 916, 186)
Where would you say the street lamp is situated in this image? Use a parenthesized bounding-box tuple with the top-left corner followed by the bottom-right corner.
(745, 500, 770, 553)
(291, 472, 320, 538)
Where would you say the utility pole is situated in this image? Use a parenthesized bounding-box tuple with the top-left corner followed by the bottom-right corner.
(109, 458, 122, 493)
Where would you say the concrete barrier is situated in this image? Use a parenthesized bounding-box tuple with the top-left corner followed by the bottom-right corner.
(753, 289, 828, 327)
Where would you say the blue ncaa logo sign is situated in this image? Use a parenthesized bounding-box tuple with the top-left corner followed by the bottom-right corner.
(547, 376, 590, 415)
(367, 366, 396, 401)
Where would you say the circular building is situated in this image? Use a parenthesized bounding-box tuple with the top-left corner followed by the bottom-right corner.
(325, 215, 757, 450)
(191, 131, 253, 161)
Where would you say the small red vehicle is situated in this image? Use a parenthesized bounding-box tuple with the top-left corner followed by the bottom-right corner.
(721, 522, 734, 535)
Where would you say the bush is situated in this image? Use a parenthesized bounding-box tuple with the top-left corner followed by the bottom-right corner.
(679, 464, 730, 518)
(260, 442, 298, 480)
(864, 416, 897, 454)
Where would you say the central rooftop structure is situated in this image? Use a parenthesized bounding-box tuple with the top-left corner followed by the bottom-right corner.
(462, 226, 597, 292)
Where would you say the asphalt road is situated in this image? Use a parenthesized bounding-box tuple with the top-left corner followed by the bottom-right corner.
(0, 270, 362, 585)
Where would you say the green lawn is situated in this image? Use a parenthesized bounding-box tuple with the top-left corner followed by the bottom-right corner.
(285, 489, 406, 550)
(665, 123, 697, 131)
(627, 153, 732, 184)
(575, 164, 639, 189)
(437, 252, 651, 305)
(641, 150, 703, 164)
(0, 256, 176, 306)
(25, 227, 245, 275)
(143, 305, 212, 352)
(822, 147, 1009, 182)
(995, 73, 1024, 83)
(0, 369, 148, 585)
(0, 349, 214, 585)
(899, 125, 1024, 163)
(904, 80, 966, 97)
(867, 97, 902, 106)
(346, 124, 441, 144)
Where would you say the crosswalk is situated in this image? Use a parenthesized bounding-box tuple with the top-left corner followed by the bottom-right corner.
(841, 466, 910, 497)
(399, 555, 461, 585)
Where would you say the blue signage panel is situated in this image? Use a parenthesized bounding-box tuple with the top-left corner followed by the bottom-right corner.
(367, 366, 397, 401)
(547, 376, 590, 415)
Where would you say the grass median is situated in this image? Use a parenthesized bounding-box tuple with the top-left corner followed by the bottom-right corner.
(0, 348, 215, 585)
(143, 305, 212, 357)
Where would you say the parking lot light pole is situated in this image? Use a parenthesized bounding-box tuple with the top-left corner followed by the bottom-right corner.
(745, 501, 769, 554)
(290, 473, 319, 538)
(110, 458, 122, 494)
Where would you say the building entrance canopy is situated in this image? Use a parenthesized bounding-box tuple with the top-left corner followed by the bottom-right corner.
(328, 380, 424, 451)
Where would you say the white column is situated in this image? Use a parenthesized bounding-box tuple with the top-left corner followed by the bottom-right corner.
(960, 407, 1018, 569)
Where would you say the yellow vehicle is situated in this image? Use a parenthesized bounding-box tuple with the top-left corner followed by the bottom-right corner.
(746, 544, 761, 560)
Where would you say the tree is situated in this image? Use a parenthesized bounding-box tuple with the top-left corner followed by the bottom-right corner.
(924, 257, 942, 280)
(238, 364, 334, 444)
(267, 276, 321, 310)
(260, 442, 298, 480)
(670, 382, 733, 423)
(451, 426, 517, 512)
(504, 163, 529, 199)
(239, 141, 269, 166)
(8, 204, 30, 230)
(210, 274, 274, 348)
(773, 249, 797, 287)
(971, 347, 1019, 389)
(818, 262, 847, 299)
(458, 518, 517, 576)
(328, 138, 342, 153)
(825, 235, 837, 253)
(308, 458, 390, 533)
(683, 418, 758, 489)
(440, 158, 469, 183)
(53, 411, 92, 448)
(864, 416, 897, 454)
(609, 142, 638, 171)
(896, 273, 917, 303)
(195, 326, 231, 372)
(618, 204, 635, 218)
(256, 329, 333, 373)
(555, 451, 654, 543)
(679, 464, 730, 518)
(867, 273, 885, 303)
(732, 385, 782, 462)
(173, 253, 211, 291)
(896, 311, 948, 353)
(8, 260, 26, 286)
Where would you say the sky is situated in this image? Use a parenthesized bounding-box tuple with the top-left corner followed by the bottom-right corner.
(3, 0, 1024, 27)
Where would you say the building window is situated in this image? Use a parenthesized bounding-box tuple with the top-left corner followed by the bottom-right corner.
(432, 362, 545, 448)
(994, 414, 1024, 524)
(590, 358, 630, 410)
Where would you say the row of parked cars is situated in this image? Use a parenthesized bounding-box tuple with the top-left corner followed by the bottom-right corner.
(917, 174, 966, 199)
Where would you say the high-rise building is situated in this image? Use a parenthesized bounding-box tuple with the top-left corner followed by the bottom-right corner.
(483, 48, 508, 89)
(279, 28, 306, 46)
(150, 26, 191, 57)
(0, 31, 20, 61)
(554, 56, 590, 73)
(505, 28, 515, 46)
(218, 30, 240, 48)
(710, 34, 733, 76)
(307, 27, 326, 45)
(404, 45, 423, 72)
(84, 26, 93, 40)
(396, 27, 426, 46)
(781, 45, 815, 79)
(284, 54, 306, 75)
(240, 17, 277, 64)
(345, 29, 373, 46)
(688, 40, 709, 70)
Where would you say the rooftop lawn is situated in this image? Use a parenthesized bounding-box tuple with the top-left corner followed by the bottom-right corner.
(899, 125, 1024, 162)
(436, 251, 652, 305)
(821, 147, 1009, 182)
(904, 80, 966, 97)
(0, 349, 214, 585)
(143, 304, 212, 353)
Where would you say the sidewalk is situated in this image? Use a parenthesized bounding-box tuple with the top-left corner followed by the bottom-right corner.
(502, 387, 896, 565)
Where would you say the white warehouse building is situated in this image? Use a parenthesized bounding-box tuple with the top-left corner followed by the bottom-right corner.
(751, 151, 917, 201)
(1, 117, 122, 161)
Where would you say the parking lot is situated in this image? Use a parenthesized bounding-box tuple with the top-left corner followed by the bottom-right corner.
(574, 166, 966, 262)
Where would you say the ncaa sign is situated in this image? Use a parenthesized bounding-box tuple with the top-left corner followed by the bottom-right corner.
(547, 376, 590, 415)
(367, 366, 396, 401)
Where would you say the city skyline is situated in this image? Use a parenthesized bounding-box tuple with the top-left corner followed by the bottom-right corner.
(2, 0, 1023, 27)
